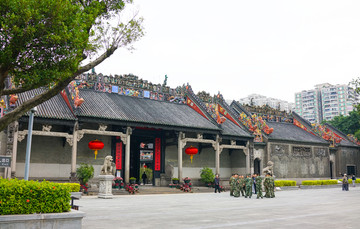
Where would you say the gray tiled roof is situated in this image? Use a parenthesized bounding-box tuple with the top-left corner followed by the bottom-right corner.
(76, 89, 220, 131)
(221, 119, 252, 138)
(267, 122, 328, 144)
(17, 88, 76, 120)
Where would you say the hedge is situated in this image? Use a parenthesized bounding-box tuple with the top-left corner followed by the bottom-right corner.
(301, 180, 338, 186)
(62, 183, 81, 192)
(275, 180, 296, 187)
(338, 179, 360, 184)
(0, 179, 71, 215)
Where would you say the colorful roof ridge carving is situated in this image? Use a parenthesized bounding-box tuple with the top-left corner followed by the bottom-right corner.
(70, 73, 187, 104)
(238, 112, 273, 142)
(241, 104, 293, 123)
(312, 123, 342, 147)
(347, 134, 360, 145)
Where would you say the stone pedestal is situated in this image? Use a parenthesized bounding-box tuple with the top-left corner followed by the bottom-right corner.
(98, 175, 114, 199)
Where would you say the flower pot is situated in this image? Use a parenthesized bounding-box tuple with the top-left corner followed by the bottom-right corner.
(130, 180, 136, 185)
(172, 180, 179, 184)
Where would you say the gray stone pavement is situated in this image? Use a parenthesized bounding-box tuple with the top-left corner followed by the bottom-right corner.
(79, 187, 360, 229)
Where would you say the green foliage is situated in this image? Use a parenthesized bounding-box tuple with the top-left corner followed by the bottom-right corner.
(274, 180, 297, 187)
(322, 111, 360, 135)
(338, 179, 360, 184)
(301, 180, 338, 186)
(139, 167, 153, 182)
(172, 178, 179, 181)
(76, 163, 94, 185)
(62, 183, 80, 192)
(200, 167, 215, 184)
(129, 177, 136, 181)
(0, 0, 144, 131)
(0, 0, 144, 89)
(0, 179, 71, 215)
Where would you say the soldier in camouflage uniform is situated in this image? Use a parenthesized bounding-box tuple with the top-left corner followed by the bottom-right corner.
(232, 174, 240, 197)
(229, 174, 235, 196)
(255, 174, 263, 199)
(239, 175, 245, 197)
(245, 174, 252, 198)
(264, 173, 275, 198)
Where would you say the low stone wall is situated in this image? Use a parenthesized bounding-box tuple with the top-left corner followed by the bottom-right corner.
(0, 210, 85, 229)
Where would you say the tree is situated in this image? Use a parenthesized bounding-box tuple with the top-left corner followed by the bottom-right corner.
(323, 110, 360, 136)
(0, 0, 144, 130)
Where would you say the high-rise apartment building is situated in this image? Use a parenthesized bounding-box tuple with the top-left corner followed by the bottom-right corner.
(238, 94, 294, 113)
(295, 83, 358, 123)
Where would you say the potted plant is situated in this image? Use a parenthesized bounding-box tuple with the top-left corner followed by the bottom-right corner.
(183, 177, 191, 184)
(113, 177, 123, 189)
(76, 163, 94, 194)
(200, 167, 215, 186)
(172, 178, 180, 184)
(129, 177, 137, 184)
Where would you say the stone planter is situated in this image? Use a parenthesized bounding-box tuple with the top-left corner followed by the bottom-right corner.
(0, 210, 85, 229)
(130, 179, 136, 185)
(172, 180, 179, 184)
(70, 192, 82, 199)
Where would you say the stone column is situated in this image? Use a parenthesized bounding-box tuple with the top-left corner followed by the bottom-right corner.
(70, 122, 78, 181)
(124, 127, 131, 184)
(215, 135, 220, 175)
(245, 148, 250, 174)
(11, 121, 19, 178)
(98, 175, 114, 199)
(178, 132, 183, 180)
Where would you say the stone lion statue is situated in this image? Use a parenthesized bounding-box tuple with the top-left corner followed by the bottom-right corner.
(262, 160, 274, 176)
(100, 155, 115, 175)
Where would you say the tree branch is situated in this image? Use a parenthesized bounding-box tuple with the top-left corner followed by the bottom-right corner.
(0, 43, 120, 131)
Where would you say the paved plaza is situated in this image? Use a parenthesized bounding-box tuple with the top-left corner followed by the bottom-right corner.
(79, 188, 360, 229)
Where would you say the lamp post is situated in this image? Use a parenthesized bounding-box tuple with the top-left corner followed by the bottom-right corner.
(24, 106, 37, 181)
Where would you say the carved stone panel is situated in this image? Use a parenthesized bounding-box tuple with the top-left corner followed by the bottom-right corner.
(271, 144, 288, 157)
(292, 147, 312, 158)
(314, 147, 328, 158)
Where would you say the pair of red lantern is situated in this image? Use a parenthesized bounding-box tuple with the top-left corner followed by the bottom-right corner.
(88, 140, 199, 163)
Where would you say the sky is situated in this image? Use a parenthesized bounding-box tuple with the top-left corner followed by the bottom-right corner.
(94, 0, 360, 103)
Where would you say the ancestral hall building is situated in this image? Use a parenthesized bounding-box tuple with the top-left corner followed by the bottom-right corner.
(0, 73, 359, 185)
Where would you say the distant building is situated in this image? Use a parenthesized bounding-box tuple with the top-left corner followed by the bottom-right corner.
(295, 83, 359, 123)
(238, 94, 294, 113)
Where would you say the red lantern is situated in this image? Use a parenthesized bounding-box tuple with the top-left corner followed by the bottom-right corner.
(185, 146, 198, 163)
(88, 140, 104, 159)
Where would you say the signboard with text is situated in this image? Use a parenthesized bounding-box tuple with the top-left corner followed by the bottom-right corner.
(0, 156, 11, 167)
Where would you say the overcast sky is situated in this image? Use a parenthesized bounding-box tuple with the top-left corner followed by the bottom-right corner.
(94, 0, 360, 103)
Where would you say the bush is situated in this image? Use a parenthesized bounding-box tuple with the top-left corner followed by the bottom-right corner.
(130, 177, 136, 181)
(275, 180, 296, 187)
(200, 167, 215, 184)
(76, 163, 94, 185)
(0, 179, 71, 215)
(62, 183, 80, 192)
(301, 180, 338, 186)
(172, 178, 179, 181)
(338, 179, 360, 184)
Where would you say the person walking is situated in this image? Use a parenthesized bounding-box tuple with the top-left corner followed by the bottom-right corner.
(342, 174, 349, 191)
(239, 175, 246, 197)
(232, 174, 240, 197)
(255, 174, 263, 199)
(352, 174, 356, 187)
(229, 174, 235, 196)
(142, 172, 147, 185)
(214, 174, 221, 193)
(245, 174, 252, 198)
